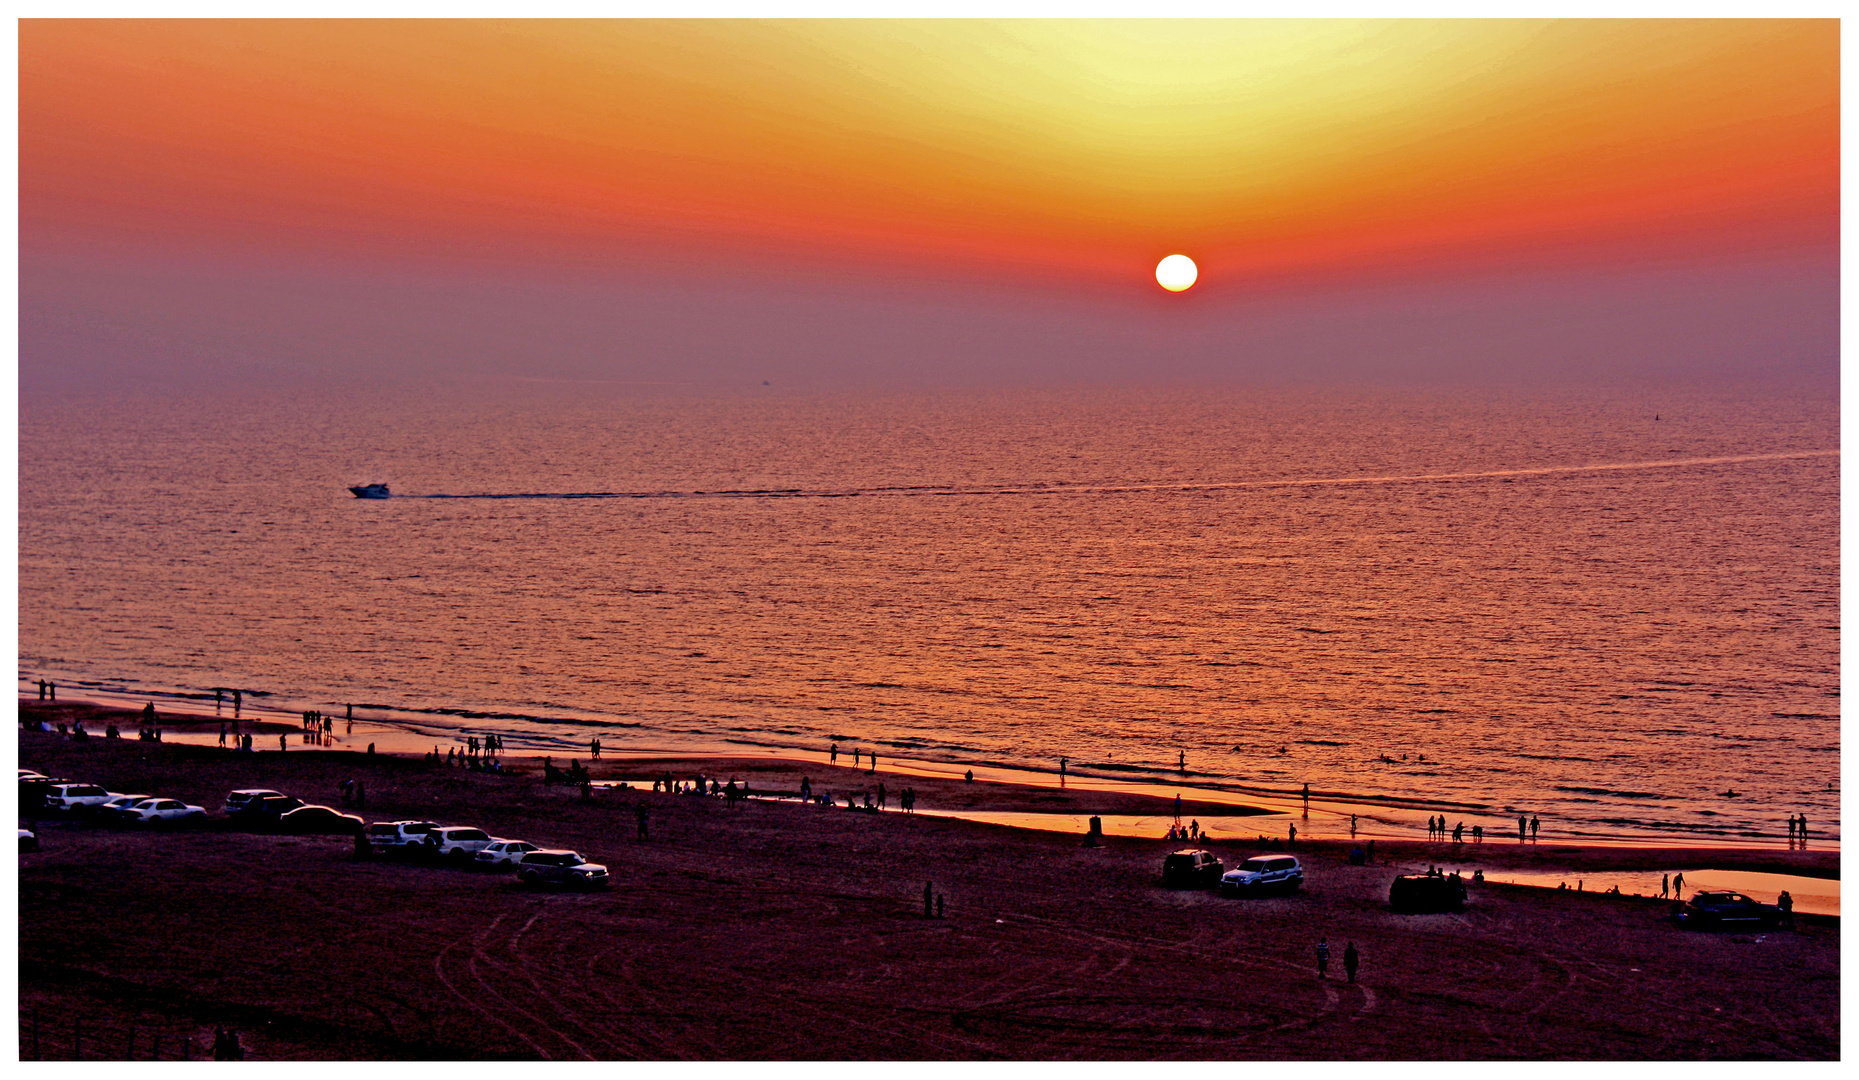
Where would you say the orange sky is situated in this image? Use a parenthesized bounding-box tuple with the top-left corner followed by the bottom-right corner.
(19, 19, 1839, 292)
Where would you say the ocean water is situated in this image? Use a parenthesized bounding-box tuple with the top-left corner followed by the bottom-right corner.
(16, 382, 1840, 843)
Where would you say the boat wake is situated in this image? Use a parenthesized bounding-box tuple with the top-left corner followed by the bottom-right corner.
(409, 450, 1835, 502)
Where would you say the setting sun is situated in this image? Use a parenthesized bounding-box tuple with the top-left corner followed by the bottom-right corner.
(1156, 254, 1198, 292)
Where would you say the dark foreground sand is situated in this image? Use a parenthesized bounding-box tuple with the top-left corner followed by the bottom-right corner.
(16, 705, 1840, 1060)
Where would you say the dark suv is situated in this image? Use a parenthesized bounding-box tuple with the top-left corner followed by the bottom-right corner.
(1679, 891, 1781, 930)
(1161, 849, 1224, 889)
(515, 850, 610, 890)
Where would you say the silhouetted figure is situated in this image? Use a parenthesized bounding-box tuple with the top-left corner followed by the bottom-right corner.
(1518, 815, 1527, 841)
(853, 747, 861, 768)
(279, 734, 287, 752)
(1343, 942, 1359, 983)
(1288, 823, 1297, 846)
(1778, 890, 1795, 928)
(800, 776, 812, 802)
(1661, 873, 1669, 898)
(218, 723, 227, 746)
(1060, 757, 1067, 786)
(1302, 783, 1310, 818)
(1673, 872, 1684, 896)
(924, 881, 934, 918)
(1350, 814, 1357, 838)
(965, 770, 973, 783)
(830, 744, 838, 765)
(1085, 815, 1102, 847)
(1530, 815, 1539, 840)
(1316, 939, 1329, 978)
(1178, 750, 1186, 773)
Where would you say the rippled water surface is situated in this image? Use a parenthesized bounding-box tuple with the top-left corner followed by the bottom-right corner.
(18, 382, 1839, 842)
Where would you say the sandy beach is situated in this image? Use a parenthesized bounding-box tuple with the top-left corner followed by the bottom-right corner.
(17, 700, 1840, 1060)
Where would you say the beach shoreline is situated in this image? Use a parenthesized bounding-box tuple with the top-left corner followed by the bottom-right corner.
(21, 696, 1840, 857)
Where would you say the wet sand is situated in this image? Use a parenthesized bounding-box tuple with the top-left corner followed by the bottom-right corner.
(16, 705, 1841, 1060)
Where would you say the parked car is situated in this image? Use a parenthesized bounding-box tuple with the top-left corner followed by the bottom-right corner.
(19, 776, 71, 814)
(128, 799, 208, 827)
(425, 826, 497, 864)
(20, 827, 39, 852)
(224, 789, 286, 815)
(1160, 849, 1225, 889)
(1220, 855, 1305, 896)
(1389, 873, 1467, 914)
(515, 850, 610, 889)
(1679, 891, 1782, 930)
(104, 796, 166, 824)
(475, 839, 540, 869)
(366, 820, 439, 855)
(44, 783, 119, 813)
(228, 795, 306, 828)
(277, 805, 364, 834)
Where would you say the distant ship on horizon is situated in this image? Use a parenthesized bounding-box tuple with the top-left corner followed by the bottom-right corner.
(349, 483, 390, 499)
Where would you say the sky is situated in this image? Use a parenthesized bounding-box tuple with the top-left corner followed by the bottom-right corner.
(16, 18, 1841, 392)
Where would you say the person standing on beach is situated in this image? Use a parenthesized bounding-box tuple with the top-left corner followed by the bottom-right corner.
(279, 734, 287, 752)
(1350, 814, 1357, 838)
(1672, 872, 1684, 897)
(1060, 757, 1067, 786)
(1661, 873, 1669, 898)
(870, 752, 878, 773)
(1179, 750, 1186, 773)
(924, 881, 933, 918)
(1315, 939, 1330, 978)
(1518, 815, 1527, 841)
(1302, 783, 1310, 818)
(830, 743, 838, 765)
(1288, 823, 1297, 846)
(1778, 890, 1794, 928)
(1531, 815, 1539, 840)
(219, 723, 227, 747)
(853, 747, 861, 768)
(1343, 942, 1359, 983)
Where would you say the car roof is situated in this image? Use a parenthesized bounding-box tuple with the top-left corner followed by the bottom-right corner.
(231, 789, 282, 796)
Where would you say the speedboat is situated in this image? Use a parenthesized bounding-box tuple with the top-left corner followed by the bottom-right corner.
(349, 483, 391, 499)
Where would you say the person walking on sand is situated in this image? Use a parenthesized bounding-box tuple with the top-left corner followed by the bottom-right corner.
(1672, 872, 1684, 897)
(830, 743, 838, 765)
(1661, 873, 1669, 899)
(869, 751, 878, 773)
(219, 723, 227, 747)
(1316, 939, 1330, 978)
(1060, 757, 1067, 786)
(853, 747, 861, 768)
(1343, 942, 1359, 983)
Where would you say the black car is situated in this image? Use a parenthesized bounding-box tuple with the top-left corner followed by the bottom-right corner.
(1679, 891, 1781, 930)
(1160, 849, 1225, 889)
(277, 804, 365, 834)
(1389, 873, 1466, 913)
(228, 794, 306, 828)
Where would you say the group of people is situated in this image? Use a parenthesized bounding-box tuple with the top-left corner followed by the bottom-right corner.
(299, 710, 348, 745)
(32, 679, 57, 700)
(1786, 813, 1811, 847)
(1424, 813, 1537, 842)
(1164, 819, 1202, 841)
(828, 743, 882, 773)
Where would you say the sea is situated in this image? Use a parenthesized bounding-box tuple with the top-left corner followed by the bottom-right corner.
(16, 380, 1840, 845)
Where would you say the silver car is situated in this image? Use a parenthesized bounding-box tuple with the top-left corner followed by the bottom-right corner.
(1220, 855, 1305, 896)
(475, 839, 540, 868)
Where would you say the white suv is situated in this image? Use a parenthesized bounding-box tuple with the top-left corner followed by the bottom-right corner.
(1220, 855, 1305, 896)
(45, 783, 117, 813)
(425, 826, 497, 864)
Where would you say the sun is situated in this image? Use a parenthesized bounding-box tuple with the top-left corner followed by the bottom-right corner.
(1155, 254, 1198, 292)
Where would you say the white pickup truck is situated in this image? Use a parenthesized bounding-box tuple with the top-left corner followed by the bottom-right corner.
(366, 820, 438, 855)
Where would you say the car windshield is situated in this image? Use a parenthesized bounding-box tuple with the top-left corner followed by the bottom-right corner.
(1240, 859, 1270, 872)
(450, 830, 489, 841)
